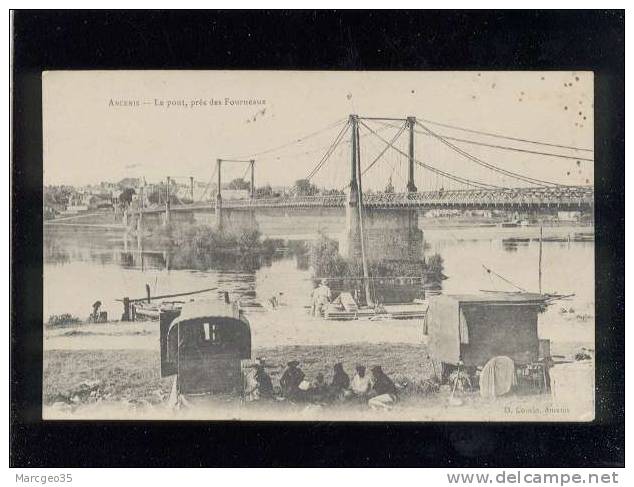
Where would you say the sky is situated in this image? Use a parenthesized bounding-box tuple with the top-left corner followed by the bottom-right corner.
(43, 70, 594, 190)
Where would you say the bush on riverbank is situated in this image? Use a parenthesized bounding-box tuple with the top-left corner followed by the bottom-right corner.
(309, 233, 444, 284)
(47, 314, 82, 327)
(147, 223, 281, 271)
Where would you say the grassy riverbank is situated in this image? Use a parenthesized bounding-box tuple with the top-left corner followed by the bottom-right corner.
(43, 340, 593, 421)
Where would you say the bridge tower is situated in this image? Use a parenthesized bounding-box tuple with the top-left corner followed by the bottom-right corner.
(214, 158, 258, 232)
(136, 184, 144, 234)
(164, 176, 171, 226)
(250, 159, 255, 199)
(215, 159, 223, 229)
(342, 114, 425, 304)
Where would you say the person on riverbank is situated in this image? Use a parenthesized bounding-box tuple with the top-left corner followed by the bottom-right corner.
(90, 300, 102, 322)
(330, 362, 351, 399)
(351, 365, 372, 399)
(368, 365, 398, 410)
(254, 363, 274, 399)
(280, 360, 305, 401)
(309, 372, 328, 403)
(311, 279, 332, 316)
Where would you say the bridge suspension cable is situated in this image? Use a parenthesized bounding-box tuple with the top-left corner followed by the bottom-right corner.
(230, 118, 347, 159)
(371, 119, 593, 162)
(256, 122, 396, 164)
(414, 131, 594, 162)
(305, 120, 351, 181)
(198, 163, 218, 202)
(416, 121, 568, 187)
(359, 120, 504, 190)
(416, 116, 594, 153)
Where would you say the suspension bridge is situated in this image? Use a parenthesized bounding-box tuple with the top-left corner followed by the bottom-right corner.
(128, 113, 593, 260)
(130, 114, 594, 218)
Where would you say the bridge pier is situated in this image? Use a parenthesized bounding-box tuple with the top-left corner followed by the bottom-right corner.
(343, 113, 424, 263)
(342, 207, 424, 263)
(216, 207, 258, 235)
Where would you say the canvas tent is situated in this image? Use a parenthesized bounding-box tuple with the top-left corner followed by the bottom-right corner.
(425, 293, 546, 367)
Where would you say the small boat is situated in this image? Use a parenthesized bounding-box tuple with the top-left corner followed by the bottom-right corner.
(323, 292, 428, 321)
(133, 300, 184, 320)
(498, 221, 519, 228)
(503, 237, 530, 244)
(572, 232, 594, 242)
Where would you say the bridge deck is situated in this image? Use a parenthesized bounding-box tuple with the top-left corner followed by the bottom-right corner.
(134, 187, 594, 214)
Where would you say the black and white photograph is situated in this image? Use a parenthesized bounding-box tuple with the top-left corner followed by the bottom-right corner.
(42, 70, 595, 421)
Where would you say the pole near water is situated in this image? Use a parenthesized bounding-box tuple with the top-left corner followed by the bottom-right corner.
(407, 116, 417, 192)
(352, 115, 374, 307)
(349, 114, 358, 193)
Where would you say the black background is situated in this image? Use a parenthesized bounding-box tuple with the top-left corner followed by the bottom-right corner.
(11, 10, 625, 467)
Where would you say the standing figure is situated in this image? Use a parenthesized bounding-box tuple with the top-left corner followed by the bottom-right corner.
(311, 279, 332, 316)
(91, 300, 102, 322)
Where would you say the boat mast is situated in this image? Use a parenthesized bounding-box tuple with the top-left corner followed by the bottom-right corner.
(352, 115, 374, 307)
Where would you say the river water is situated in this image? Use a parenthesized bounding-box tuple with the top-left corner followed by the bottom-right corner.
(44, 223, 595, 345)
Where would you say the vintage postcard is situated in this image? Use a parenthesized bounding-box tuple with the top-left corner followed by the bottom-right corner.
(42, 71, 595, 421)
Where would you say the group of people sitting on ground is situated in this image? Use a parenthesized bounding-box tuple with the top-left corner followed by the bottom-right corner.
(245, 358, 399, 410)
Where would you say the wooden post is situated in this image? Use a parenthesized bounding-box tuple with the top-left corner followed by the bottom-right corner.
(354, 118, 373, 308)
(146, 283, 151, 303)
(407, 116, 417, 192)
(122, 297, 131, 321)
(190, 176, 194, 203)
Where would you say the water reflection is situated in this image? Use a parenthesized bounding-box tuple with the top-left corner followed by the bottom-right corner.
(44, 223, 595, 345)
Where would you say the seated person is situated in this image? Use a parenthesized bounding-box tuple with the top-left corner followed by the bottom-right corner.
(308, 372, 328, 403)
(254, 363, 274, 399)
(351, 365, 371, 398)
(368, 365, 398, 410)
(330, 362, 351, 400)
(280, 360, 305, 401)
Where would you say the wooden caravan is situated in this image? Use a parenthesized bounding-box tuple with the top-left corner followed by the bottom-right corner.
(160, 300, 251, 396)
(425, 292, 547, 368)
